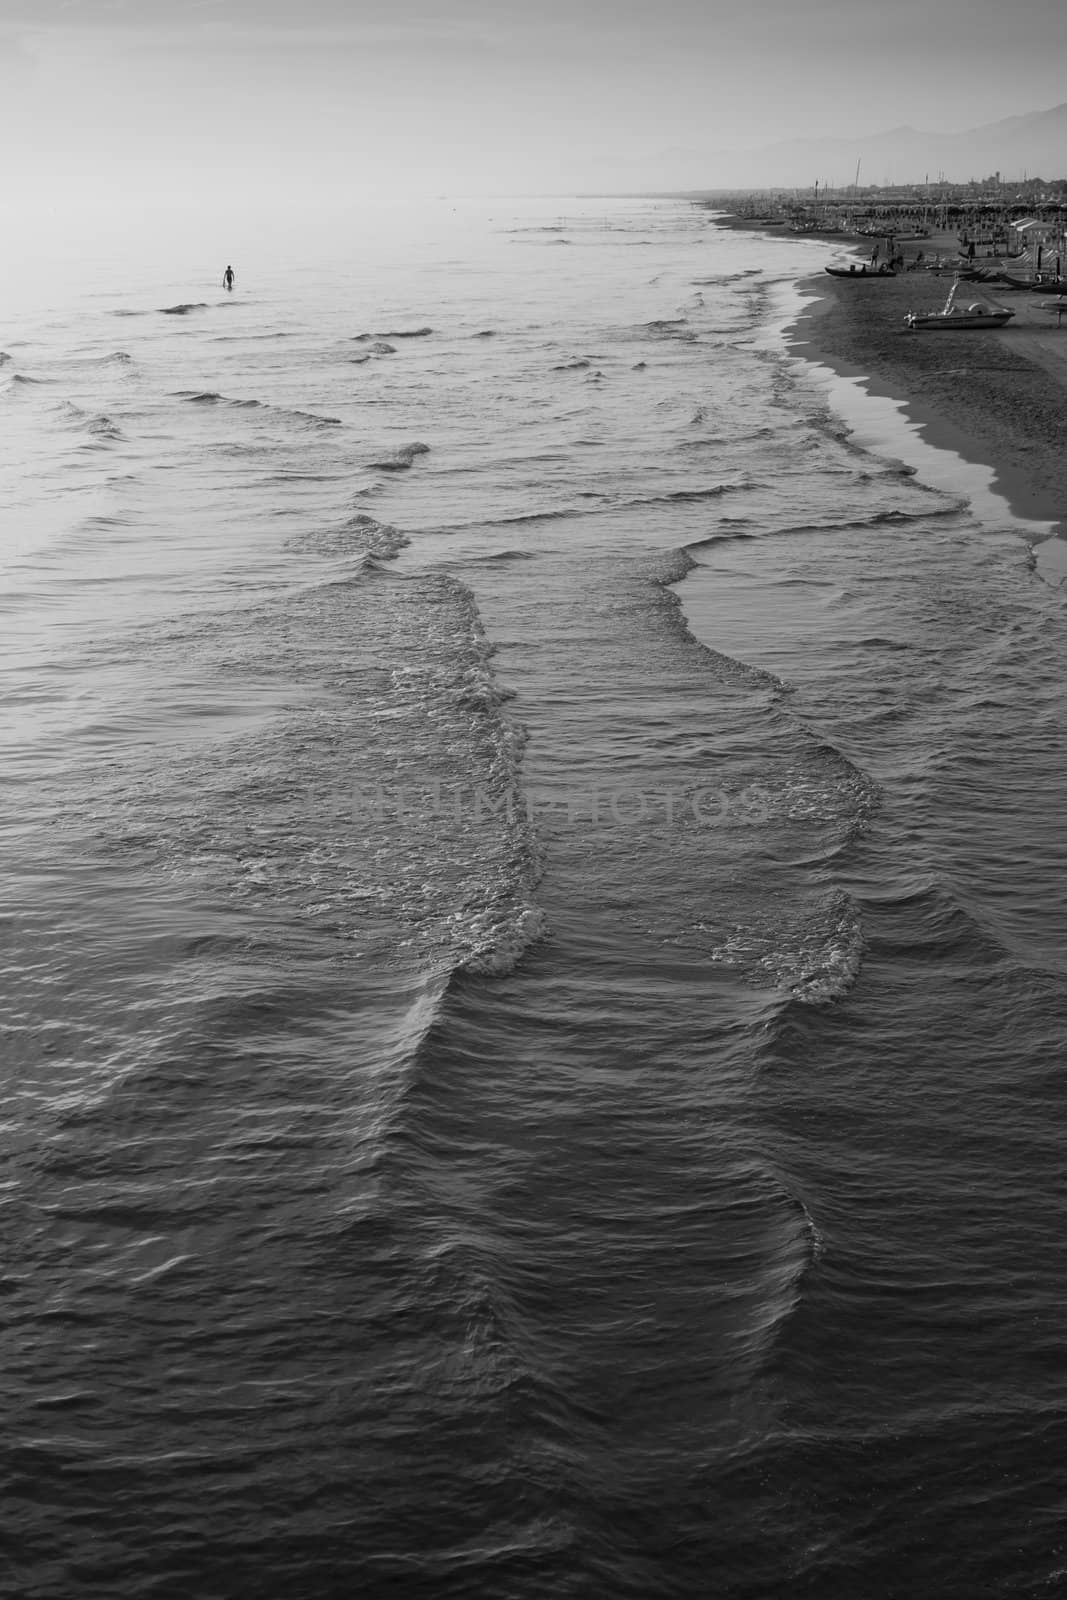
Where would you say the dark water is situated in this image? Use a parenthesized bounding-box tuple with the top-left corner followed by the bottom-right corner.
(4, 197, 1067, 1597)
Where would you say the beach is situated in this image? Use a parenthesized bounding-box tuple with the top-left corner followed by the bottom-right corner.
(781, 240, 1067, 538)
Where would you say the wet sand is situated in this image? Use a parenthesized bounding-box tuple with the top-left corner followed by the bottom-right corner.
(783, 261, 1067, 540)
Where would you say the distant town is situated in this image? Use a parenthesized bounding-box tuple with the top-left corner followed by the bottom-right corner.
(709, 176, 1067, 260)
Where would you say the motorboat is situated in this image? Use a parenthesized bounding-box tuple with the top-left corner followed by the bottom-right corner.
(905, 277, 1015, 330)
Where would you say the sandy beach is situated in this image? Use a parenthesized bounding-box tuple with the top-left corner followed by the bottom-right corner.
(781, 241, 1067, 540)
(710, 210, 1067, 538)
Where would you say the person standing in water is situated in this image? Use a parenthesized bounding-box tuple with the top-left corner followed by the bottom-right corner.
(223, 265, 235, 291)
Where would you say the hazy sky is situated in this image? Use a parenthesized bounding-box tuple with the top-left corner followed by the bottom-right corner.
(4, 0, 1066, 216)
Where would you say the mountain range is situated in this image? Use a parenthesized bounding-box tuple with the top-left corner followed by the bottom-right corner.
(707, 102, 1067, 191)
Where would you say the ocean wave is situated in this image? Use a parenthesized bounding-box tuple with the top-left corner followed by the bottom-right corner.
(263, 470, 341, 484)
(369, 442, 430, 471)
(691, 887, 865, 1004)
(290, 410, 342, 428)
(68, 350, 134, 369)
(663, 483, 754, 504)
(83, 568, 545, 995)
(686, 530, 755, 549)
(747, 1181, 827, 1378)
(445, 483, 757, 531)
(352, 327, 433, 341)
(795, 725, 879, 800)
(444, 507, 576, 533)
(646, 553, 889, 855)
(454, 903, 548, 977)
(643, 545, 698, 588)
(862, 875, 1031, 971)
(688, 1161, 828, 1387)
(677, 427, 775, 452)
(638, 318, 697, 342)
(772, 890, 866, 1004)
(85, 415, 124, 443)
(714, 738, 879, 851)
(552, 357, 591, 371)
(644, 547, 785, 692)
(159, 303, 208, 316)
(460, 550, 538, 564)
(762, 500, 970, 541)
(372, 576, 546, 977)
(868, 501, 970, 526)
(691, 271, 761, 285)
(290, 512, 411, 562)
(173, 390, 341, 428)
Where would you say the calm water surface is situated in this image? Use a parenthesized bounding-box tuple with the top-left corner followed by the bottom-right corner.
(4, 197, 1067, 1598)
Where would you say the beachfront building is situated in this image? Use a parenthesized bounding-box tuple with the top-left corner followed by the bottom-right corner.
(1010, 216, 1066, 276)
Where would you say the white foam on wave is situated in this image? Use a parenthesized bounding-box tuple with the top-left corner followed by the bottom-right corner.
(289, 512, 410, 561)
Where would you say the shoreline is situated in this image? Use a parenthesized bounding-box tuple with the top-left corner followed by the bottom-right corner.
(783, 277, 1067, 542)
(708, 209, 1067, 544)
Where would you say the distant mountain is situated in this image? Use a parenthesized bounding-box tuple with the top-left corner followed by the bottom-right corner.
(709, 102, 1067, 190)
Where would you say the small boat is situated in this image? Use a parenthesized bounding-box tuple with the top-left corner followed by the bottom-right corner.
(975, 271, 1032, 290)
(905, 277, 1015, 331)
(824, 264, 896, 278)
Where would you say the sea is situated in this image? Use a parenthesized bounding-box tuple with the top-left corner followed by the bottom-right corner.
(5, 195, 1067, 1599)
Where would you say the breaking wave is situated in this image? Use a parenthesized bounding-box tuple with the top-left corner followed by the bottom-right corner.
(369, 442, 430, 471)
(352, 327, 433, 341)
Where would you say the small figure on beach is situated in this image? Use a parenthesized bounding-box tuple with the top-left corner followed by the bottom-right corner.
(223, 265, 235, 291)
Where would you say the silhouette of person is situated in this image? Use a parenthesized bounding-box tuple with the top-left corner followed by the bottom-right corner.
(223, 265, 235, 291)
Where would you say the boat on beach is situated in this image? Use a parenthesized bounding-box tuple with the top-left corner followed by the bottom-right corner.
(905, 277, 1015, 331)
(825, 264, 896, 279)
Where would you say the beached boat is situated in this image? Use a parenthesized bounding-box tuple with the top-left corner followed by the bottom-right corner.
(905, 278, 1015, 331)
(824, 264, 896, 279)
(974, 270, 1032, 290)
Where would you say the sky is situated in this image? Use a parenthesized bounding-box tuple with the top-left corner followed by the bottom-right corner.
(3, 0, 1066, 245)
